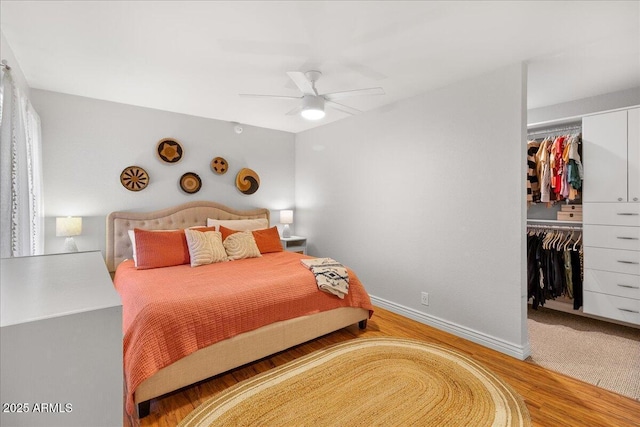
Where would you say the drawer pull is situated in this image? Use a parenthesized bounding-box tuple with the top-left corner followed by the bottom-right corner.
(616, 236, 639, 240)
(616, 212, 639, 216)
(617, 260, 639, 265)
(618, 308, 640, 314)
(617, 284, 640, 289)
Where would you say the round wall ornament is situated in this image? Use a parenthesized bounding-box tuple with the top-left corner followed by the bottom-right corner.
(180, 172, 202, 194)
(210, 157, 228, 175)
(120, 166, 149, 191)
(157, 138, 183, 163)
(235, 168, 260, 195)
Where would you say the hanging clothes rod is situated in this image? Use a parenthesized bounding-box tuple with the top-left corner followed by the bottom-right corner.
(527, 223, 582, 231)
(1, 60, 11, 71)
(527, 124, 582, 138)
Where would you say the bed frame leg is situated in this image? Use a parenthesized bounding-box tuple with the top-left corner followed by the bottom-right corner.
(137, 400, 150, 418)
(358, 319, 367, 329)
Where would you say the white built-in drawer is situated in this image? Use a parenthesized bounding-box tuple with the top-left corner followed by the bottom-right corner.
(583, 225, 640, 251)
(584, 269, 640, 300)
(583, 247, 640, 275)
(583, 203, 640, 226)
(583, 291, 640, 325)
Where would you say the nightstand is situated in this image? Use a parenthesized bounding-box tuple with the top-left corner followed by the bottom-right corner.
(280, 236, 307, 254)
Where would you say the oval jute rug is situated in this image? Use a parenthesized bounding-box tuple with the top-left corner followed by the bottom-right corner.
(179, 337, 531, 427)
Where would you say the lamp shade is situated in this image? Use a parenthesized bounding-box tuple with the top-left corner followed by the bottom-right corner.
(280, 210, 293, 224)
(56, 217, 82, 237)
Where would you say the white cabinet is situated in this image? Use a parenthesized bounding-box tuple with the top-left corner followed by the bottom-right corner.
(583, 292, 640, 325)
(582, 108, 639, 202)
(583, 225, 640, 251)
(584, 269, 640, 300)
(582, 108, 640, 325)
(629, 108, 640, 201)
(583, 248, 640, 324)
(583, 247, 640, 276)
(582, 203, 640, 226)
(0, 251, 123, 427)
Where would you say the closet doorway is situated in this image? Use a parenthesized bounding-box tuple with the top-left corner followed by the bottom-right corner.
(524, 119, 640, 401)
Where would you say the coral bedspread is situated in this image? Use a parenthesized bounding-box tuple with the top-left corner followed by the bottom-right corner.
(113, 251, 373, 414)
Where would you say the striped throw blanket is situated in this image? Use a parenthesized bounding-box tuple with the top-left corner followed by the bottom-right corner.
(301, 258, 350, 299)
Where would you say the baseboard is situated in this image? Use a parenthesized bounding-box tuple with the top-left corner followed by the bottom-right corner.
(370, 295, 531, 360)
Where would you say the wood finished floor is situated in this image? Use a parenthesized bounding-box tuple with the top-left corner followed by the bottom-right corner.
(125, 306, 640, 427)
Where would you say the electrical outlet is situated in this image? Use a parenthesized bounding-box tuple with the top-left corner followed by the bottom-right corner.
(421, 292, 429, 306)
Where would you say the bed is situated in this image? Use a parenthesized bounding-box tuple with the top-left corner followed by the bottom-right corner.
(106, 201, 373, 418)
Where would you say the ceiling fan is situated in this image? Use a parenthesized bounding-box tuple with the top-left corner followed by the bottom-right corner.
(240, 71, 385, 120)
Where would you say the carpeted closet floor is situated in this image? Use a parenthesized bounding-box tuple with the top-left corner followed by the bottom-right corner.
(527, 307, 640, 401)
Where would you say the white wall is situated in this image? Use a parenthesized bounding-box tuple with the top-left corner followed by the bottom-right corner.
(1, 31, 30, 96)
(30, 90, 295, 255)
(528, 86, 640, 125)
(296, 63, 528, 358)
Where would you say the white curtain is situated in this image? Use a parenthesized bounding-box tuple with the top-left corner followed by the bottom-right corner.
(0, 68, 44, 257)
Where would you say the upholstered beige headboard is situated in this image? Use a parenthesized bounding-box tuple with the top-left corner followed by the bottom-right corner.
(106, 201, 270, 271)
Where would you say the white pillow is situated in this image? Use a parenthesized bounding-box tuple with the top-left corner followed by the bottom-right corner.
(184, 229, 227, 267)
(223, 231, 261, 260)
(128, 229, 138, 266)
(206, 218, 268, 232)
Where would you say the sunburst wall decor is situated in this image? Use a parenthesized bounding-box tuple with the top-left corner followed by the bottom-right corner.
(120, 166, 149, 191)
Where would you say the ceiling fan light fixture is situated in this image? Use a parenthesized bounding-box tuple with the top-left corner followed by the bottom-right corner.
(301, 95, 325, 120)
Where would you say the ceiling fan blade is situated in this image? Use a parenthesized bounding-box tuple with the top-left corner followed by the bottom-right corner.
(286, 105, 303, 116)
(286, 71, 317, 96)
(239, 94, 301, 100)
(323, 87, 385, 101)
(326, 101, 361, 115)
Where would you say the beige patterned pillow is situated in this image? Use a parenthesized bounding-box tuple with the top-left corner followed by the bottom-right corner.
(184, 229, 228, 267)
(223, 231, 261, 260)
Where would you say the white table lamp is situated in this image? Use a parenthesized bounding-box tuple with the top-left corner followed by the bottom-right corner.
(280, 210, 293, 238)
(56, 217, 82, 252)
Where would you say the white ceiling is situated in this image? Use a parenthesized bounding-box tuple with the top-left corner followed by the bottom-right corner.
(1, 1, 638, 133)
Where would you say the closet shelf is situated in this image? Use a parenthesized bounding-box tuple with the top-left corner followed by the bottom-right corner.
(527, 219, 582, 226)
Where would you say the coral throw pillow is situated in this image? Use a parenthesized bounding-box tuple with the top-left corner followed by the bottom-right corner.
(219, 225, 240, 241)
(251, 226, 284, 254)
(134, 228, 190, 269)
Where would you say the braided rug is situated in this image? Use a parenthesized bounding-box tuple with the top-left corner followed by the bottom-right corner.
(179, 337, 531, 427)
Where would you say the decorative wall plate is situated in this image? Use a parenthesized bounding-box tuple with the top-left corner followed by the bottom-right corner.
(236, 168, 260, 195)
(180, 172, 202, 194)
(120, 166, 149, 191)
(157, 138, 183, 163)
(210, 157, 228, 175)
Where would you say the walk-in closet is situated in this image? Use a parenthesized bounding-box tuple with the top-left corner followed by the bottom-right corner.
(525, 107, 640, 401)
(526, 121, 584, 314)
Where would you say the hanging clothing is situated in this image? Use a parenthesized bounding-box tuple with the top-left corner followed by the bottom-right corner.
(563, 251, 573, 299)
(563, 134, 583, 200)
(527, 131, 583, 206)
(527, 228, 582, 310)
(550, 135, 566, 197)
(571, 249, 583, 310)
(535, 138, 552, 203)
(527, 141, 541, 205)
(527, 234, 543, 309)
